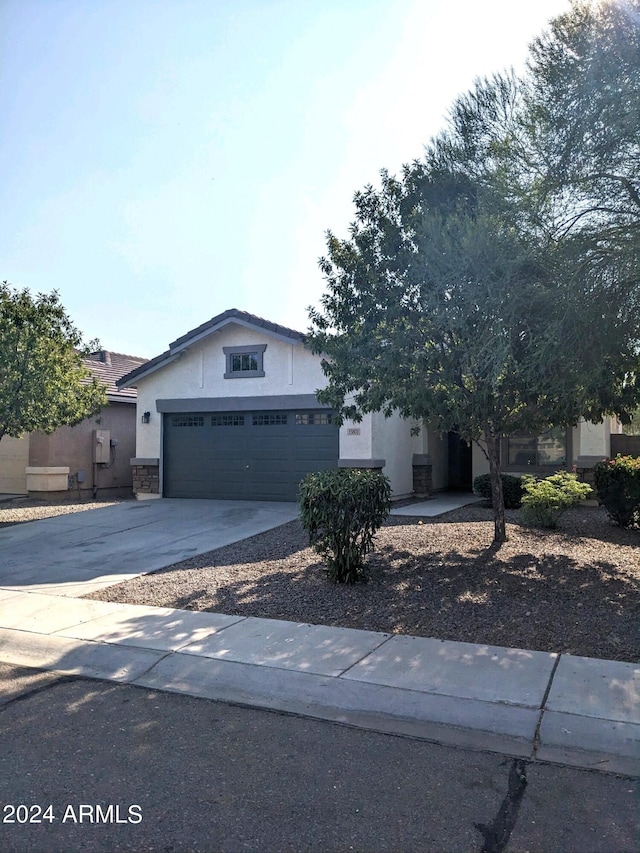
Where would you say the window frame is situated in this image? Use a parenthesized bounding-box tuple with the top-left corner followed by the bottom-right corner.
(223, 344, 267, 379)
(501, 426, 572, 473)
(295, 412, 334, 425)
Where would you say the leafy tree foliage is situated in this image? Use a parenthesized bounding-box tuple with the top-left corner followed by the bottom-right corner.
(0, 282, 107, 442)
(526, 0, 640, 241)
(309, 0, 640, 544)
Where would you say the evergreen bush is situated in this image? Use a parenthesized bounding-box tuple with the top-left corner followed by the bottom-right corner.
(520, 472, 592, 529)
(299, 468, 391, 584)
(593, 455, 640, 527)
(473, 473, 524, 508)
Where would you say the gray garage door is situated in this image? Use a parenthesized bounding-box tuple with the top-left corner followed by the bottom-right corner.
(163, 410, 339, 500)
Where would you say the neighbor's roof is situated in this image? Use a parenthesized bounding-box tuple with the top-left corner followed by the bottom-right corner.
(117, 308, 306, 388)
(85, 351, 148, 401)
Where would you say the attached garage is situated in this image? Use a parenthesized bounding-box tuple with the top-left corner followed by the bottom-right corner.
(119, 309, 423, 501)
(163, 408, 338, 500)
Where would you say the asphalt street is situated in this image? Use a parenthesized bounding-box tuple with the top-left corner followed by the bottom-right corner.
(0, 663, 637, 853)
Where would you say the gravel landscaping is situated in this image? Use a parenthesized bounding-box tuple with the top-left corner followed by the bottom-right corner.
(84, 502, 639, 664)
(0, 497, 127, 527)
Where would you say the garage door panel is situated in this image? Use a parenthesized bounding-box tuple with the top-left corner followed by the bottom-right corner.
(163, 410, 338, 500)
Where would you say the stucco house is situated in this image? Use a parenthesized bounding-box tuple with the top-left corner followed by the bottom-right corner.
(118, 308, 621, 502)
(0, 351, 147, 499)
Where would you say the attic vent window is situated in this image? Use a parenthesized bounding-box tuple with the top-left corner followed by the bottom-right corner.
(223, 344, 267, 379)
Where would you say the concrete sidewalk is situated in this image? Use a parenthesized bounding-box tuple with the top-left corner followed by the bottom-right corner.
(0, 493, 637, 779)
(0, 589, 637, 777)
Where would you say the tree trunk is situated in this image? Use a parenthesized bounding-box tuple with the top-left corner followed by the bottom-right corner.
(483, 424, 507, 544)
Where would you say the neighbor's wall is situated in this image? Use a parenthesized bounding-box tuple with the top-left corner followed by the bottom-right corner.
(29, 401, 137, 498)
(134, 325, 331, 460)
(0, 435, 29, 494)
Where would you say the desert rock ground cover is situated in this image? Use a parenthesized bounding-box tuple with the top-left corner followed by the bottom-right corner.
(82, 502, 638, 663)
(1, 496, 636, 662)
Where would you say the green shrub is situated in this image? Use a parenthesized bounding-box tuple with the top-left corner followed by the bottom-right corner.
(299, 468, 391, 584)
(473, 473, 524, 509)
(520, 472, 592, 529)
(593, 455, 640, 527)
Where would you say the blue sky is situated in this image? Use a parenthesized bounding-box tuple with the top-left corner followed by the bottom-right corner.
(1, 0, 570, 359)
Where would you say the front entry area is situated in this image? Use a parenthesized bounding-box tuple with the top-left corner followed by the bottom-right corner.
(447, 431, 473, 491)
(163, 410, 339, 500)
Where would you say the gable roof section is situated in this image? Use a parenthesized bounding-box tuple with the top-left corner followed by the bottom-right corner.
(118, 308, 306, 388)
(85, 351, 148, 401)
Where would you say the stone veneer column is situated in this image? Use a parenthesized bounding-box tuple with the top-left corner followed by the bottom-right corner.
(130, 458, 160, 497)
(412, 454, 432, 497)
(338, 458, 386, 473)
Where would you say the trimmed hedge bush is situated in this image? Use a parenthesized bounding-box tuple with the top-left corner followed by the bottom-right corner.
(299, 468, 391, 584)
(593, 455, 640, 527)
(473, 473, 524, 509)
(520, 472, 592, 529)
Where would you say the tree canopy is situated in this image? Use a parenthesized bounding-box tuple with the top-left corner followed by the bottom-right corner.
(308, 0, 640, 543)
(0, 282, 107, 443)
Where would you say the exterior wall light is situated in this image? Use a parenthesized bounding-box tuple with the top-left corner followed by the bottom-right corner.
(141, 411, 151, 424)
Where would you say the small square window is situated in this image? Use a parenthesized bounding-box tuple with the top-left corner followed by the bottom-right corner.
(223, 344, 267, 378)
(231, 353, 258, 373)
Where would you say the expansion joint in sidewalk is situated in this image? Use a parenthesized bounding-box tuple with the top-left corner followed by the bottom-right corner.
(532, 653, 561, 757)
(335, 634, 394, 678)
(132, 650, 174, 682)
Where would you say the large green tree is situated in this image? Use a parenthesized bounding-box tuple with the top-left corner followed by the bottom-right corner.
(309, 0, 640, 544)
(310, 165, 574, 543)
(525, 0, 640, 241)
(0, 282, 107, 443)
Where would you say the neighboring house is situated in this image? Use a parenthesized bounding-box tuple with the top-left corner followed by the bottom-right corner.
(117, 308, 622, 502)
(0, 435, 29, 496)
(0, 351, 147, 499)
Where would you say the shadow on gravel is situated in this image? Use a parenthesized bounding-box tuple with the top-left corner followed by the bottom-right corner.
(92, 534, 639, 661)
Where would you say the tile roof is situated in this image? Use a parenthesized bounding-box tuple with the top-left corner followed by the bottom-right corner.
(85, 351, 148, 400)
(118, 308, 306, 388)
(169, 308, 305, 349)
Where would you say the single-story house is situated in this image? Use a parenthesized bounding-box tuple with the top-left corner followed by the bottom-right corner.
(0, 351, 147, 499)
(118, 308, 622, 502)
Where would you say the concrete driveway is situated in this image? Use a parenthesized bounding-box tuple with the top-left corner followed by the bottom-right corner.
(0, 499, 299, 596)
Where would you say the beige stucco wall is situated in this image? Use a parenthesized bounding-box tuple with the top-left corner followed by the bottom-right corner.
(427, 428, 449, 491)
(29, 401, 137, 498)
(0, 435, 29, 494)
(339, 412, 373, 460)
(370, 412, 423, 498)
(576, 417, 621, 458)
